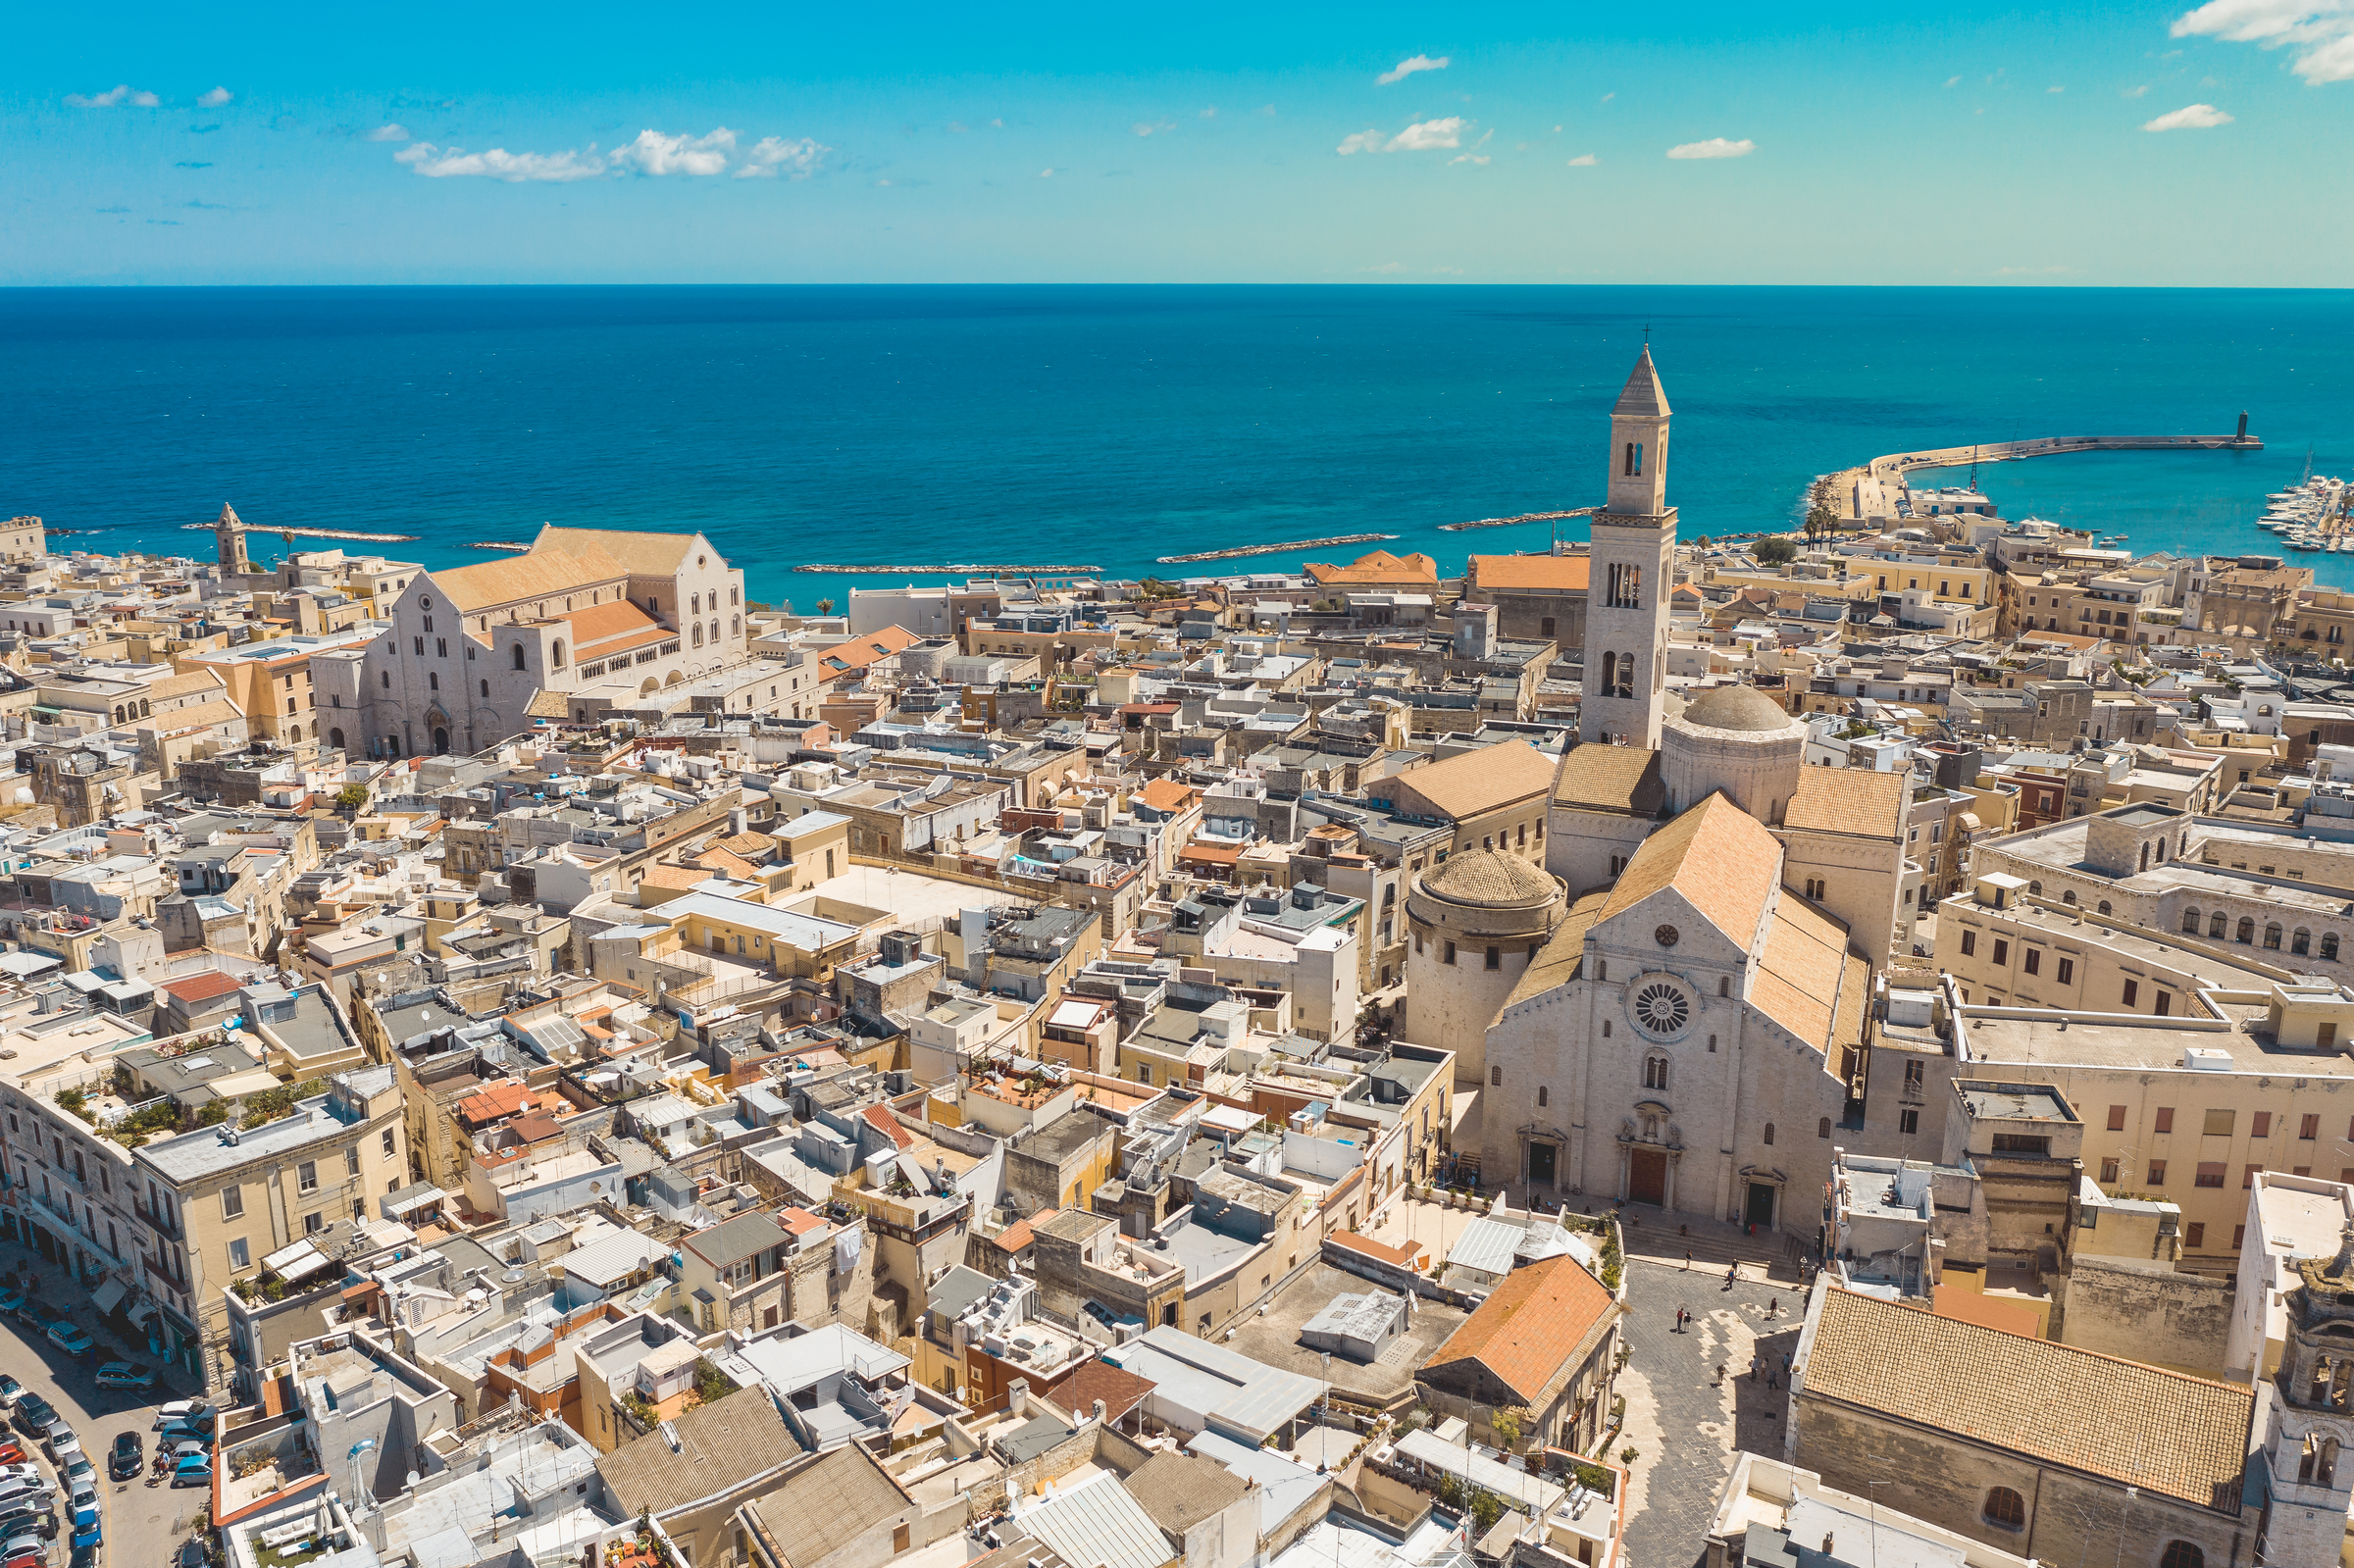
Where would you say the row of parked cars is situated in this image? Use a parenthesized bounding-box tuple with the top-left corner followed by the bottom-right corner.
(0, 1375, 103, 1568)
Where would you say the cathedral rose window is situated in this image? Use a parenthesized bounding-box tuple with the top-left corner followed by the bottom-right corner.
(1633, 983, 1690, 1036)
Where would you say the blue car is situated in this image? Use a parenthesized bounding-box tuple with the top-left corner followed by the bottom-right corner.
(71, 1521, 101, 1551)
(170, 1455, 211, 1489)
(155, 1422, 210, 1448)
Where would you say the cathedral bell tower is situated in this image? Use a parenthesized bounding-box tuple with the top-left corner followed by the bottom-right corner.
(2260, 1226, 2354, 1567)
(1579, 347, 1676, 750)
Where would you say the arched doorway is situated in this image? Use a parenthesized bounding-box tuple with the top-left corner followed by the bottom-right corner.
(433, 727, 450, 754)
(329, 728, 345, 750)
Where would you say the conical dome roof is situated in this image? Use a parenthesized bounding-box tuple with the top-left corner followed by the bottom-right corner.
(1612, 346, 1671, 419)
(1416, 849, 1560, 908)
(1679, 683, 1794, 733)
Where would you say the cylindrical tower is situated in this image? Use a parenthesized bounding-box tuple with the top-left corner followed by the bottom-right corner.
(1400, 849, 1568, 1086)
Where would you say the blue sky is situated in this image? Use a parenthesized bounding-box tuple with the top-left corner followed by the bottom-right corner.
(5, 2, 2349, 284)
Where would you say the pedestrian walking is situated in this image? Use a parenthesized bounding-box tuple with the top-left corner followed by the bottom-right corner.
(1682, 1248, 1691, 1271)
(1723, 1263, 1738, 1290)
(1749, 1355, 1761, 1383)
(1766, 1366, 1779, 1391)
(1766, 1295, 1780, 1319)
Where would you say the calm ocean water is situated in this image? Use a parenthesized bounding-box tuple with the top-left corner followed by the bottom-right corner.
(2, 285, 2350, 609)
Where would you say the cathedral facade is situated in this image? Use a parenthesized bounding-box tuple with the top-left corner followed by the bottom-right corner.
(1477, 349, 1906, 1231)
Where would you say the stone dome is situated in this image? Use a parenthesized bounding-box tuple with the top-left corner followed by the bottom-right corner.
(1678, 683, 1797, 733)
(1415, 849, 1560, 909)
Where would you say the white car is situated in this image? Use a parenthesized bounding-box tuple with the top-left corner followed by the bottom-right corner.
(0, 1465, 47, 1496)
(151, 1400, 211, 1430)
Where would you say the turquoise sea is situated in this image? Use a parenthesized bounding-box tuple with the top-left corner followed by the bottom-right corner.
(2, 285, 2350, 609)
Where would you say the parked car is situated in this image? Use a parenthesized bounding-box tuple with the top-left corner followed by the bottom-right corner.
(0, 1473, 48, 1505)
(176, 1539, 206, 1568)
(0, 1292, 23, 1318)
(155, 1422, 210, 1449)
(90, 1364, 151, 1391)
(40, 1327, 91, 1360)
(36, 1430, 74, 1466)
(0, 1497, 41, 1533)
(12, 1398, 52, 1436)
(163, 1442, 206, 1466)
(53, 1465, 85, 1499)
(1, 1534, 42, 1568)
(169, 1455, 210, 1489)
(105, 1436, 138, 1483)
(0, 1446, 22, 1471)
(65, 1527, 93, 1556)
(151, 1401, 210, 1432)
(8, 1301, 42, 1330)
(63, 1496, 91, 1535)
(0, 1377, 19, 1411)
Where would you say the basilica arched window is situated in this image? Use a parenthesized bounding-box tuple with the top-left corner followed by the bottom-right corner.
(2294, 929, 2312, 956)
(2157, 1543, 2204, 1568)
(1642, 1054, 1669, 1091)
(2182, 909, 2202, 935)
(2212, 911, 2229, 939)
(1981, 1489, 2025, 1531)
(2301, 1434, 2340, 1487)
(2327, 934, 2343, 962)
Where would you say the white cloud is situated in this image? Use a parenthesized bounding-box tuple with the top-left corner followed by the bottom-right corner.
(2048, 83, 2066, 91)
(66, 84, 160, 108)
(2174, 0, 2354, 83)
(368, 124, 410, 142)
(1447, 153, 1489, 165)
(197, 86, 231, 107)
(394, 141, 609, 181)
(2124, 82, 2152, 96)
(2142, 100, 2235, 127)
(1600, 92, 1614, 102)
(1666, 136, 1755, 159)
(1039, 167, 1055, 177)
(1336, 128, 1384, 155)
(735, 135, 828, 178)
(1377, 54, 1449, 85)
(1133, 120, 1175, 136)
(1201, 107, 1217, 118)
(1566, 153, 1598, 166)
(1945, 75, 1962, 86)
(1385, 116, 1465, 150)
(609, 127, 736, 177)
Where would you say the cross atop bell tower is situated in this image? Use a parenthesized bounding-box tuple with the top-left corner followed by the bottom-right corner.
(1605, 345, 1671, 519)
(1580, 347, 1677, 749)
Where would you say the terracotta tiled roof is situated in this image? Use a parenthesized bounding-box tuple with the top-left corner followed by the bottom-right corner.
(1420, 1254, 1618, 1407)
(1598, 793, 1778, 949)
(1043, 1358, 1157, 1425)
(149, 669, 227, 701)
(638, 864, 708, 890)
(1508, 885, 1612, 1007)
(862, 1104, 916, 1150)
(455, 1080, 532, 1126)
(1784, 768, 1908, 841)
(1752, 895, 1861, 1052)
(532, 526, 706, 576)
(161, 970, 244, 1005)
(433, 543, 629, 614)
(813, 626, 919, 681)
(563, 598, 669, 656)
(1467, 555, 1591, 593)
(1304, 550, 1440, 587)
(1803, 1286, 2252, 1512)
(1387, 739, 1558, 823)
(1139, 778, 1198, 812)
(1551, 744, 1665, 817)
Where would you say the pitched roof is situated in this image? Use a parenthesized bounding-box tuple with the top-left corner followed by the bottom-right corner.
(812, 626, 919, 681)
(1784, 768, 1909, 841)
(594, 1390, 805, 1516)
(1042, 1358, 1157, 1426)
(149, 669, 228, 701)
(161, 970, 245, 1006)
(1612, 347, 1671, 420)
(532, 525, 708, 577)
(432, 542, 629, 614)
(562, 597, 670, 658)
(1751, 895, 1865, 1054)
(1508, 885, 1611, 1007)
(1123, 1451, 1250, 1537)
(1801, 1286, 2252, 1513)
(1551, 744, 1664, 817)
(1468, 554, 1591, 593)
(1597, 793, 1778, 949)
(683, 1211, 790, 1269)
(1139, 778, 1199, 812)
(1419, 1254, 1618, 1407)
(740, 1446, 911, 1568)
(1387, 738, 1559, 822)
(1303, 550, 1440, 587)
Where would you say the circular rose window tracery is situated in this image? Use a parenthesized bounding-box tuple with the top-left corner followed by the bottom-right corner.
(1633, 982, 1690, 1037)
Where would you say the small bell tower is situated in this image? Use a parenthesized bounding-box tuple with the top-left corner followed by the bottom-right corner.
(214, 503, 251, 576)
(2260, 1225, 2354, 1566)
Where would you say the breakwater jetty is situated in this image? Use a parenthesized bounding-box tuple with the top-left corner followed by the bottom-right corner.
(1155, 532, 1398, 564)
(1437, 507, 1598, 533)
(1832, 426, 2263, 521)
(793, 562, 1101, 576)
(181, 523, 420, 543)
(465, 541, 534, 551)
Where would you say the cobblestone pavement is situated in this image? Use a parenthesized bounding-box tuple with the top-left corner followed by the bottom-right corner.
(1615, 1256, 1807, 1568)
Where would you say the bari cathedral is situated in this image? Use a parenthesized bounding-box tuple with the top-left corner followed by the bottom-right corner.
(1417, 348, 1911, 1233)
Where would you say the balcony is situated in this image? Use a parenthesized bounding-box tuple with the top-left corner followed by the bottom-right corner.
(139, 1202, 183, 1242)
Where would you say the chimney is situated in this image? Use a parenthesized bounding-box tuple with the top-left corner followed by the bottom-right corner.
(1007, 1378, 1030, 1416)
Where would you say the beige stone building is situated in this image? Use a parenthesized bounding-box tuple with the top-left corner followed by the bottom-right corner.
(130, 1065, 408, 1392)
